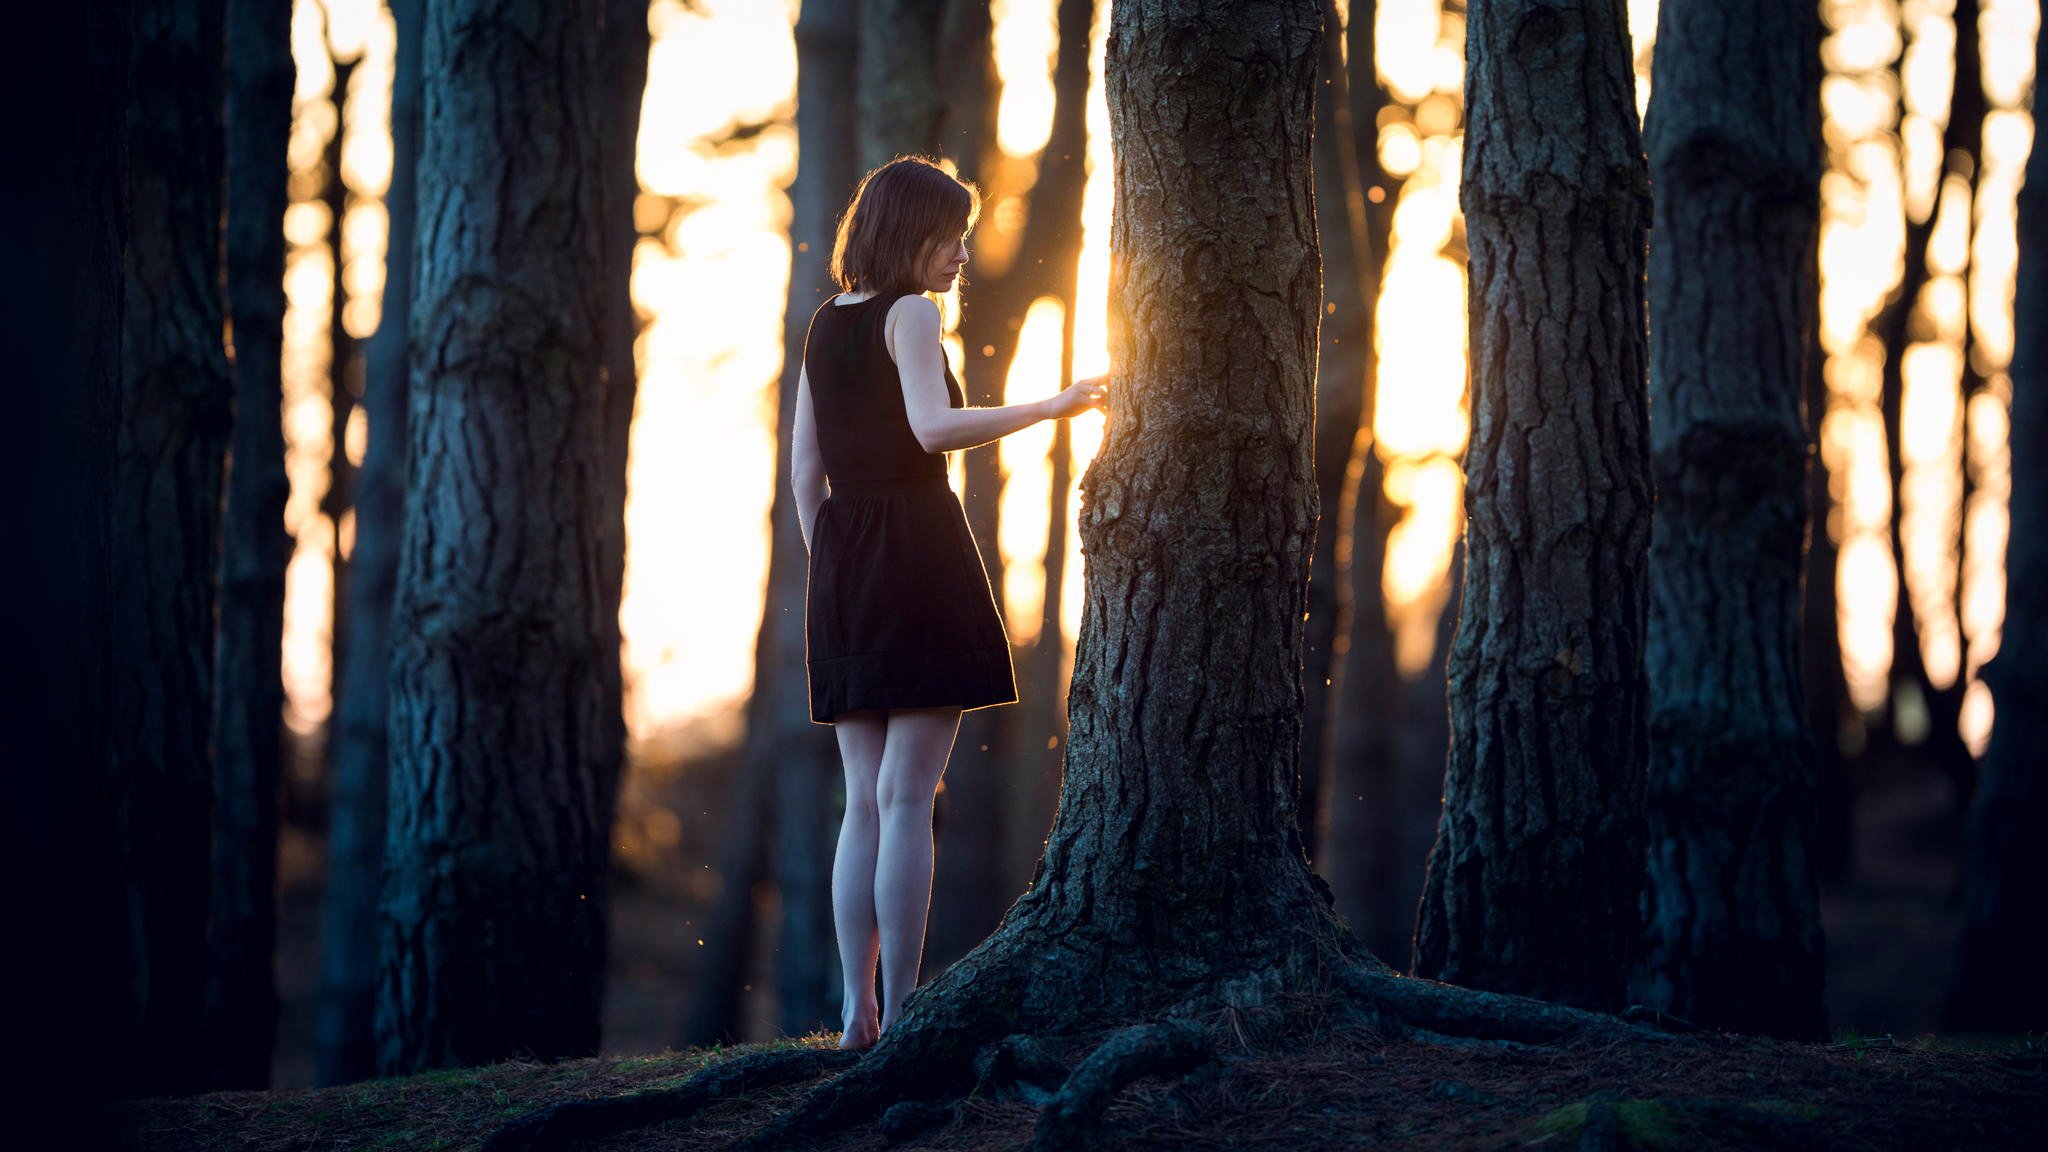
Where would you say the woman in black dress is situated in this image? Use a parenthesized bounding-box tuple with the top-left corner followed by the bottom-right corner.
(789, 156, 1107, 1050)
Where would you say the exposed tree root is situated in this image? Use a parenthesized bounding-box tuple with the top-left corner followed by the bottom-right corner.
(1027, 1020, 1213, 1152)
(477, 1046, 860, 1152)
(1335, 965, 1672, 1046)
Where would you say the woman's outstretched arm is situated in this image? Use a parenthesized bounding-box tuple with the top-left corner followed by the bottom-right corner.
(886, 295, 1104, 453)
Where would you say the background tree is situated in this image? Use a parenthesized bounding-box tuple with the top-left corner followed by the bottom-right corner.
(1640, 0, 1828, 1039)
(206, 0, 295, 1090)
(375, 0, 618, 1073)
(112, 0, 232, 1095)
(696, 0, 862, 1047)
(1947, 4, 2048, 1032)
(5, 0, 132, 1124)
(1412, 0, 1654, 1014)
(319, 0, 421, 1087)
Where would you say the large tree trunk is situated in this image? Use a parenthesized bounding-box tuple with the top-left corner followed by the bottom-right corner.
(1412, 0, 1654, 1015)
(1947, 6, 2048, 1033)
(988, 0, 1339, 1003)
(375, 0, 616, 1073)
(205, 0, 295, 1090)
(1299, 0, 1372, 869)
(1640, 0, 1827, 1040)
(6, 0, 132, 1122)
(857, 0, 947, 172)
(318, 0, 421, 1087)
(112, 0, 232, 1096)
(1805, 316, 1856, 883)
(752, 0, 868, 1042)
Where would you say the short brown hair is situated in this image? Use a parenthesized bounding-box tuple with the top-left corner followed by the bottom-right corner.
(830, 156, 981, 296)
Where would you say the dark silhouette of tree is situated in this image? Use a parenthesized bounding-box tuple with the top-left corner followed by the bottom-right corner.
(1874, 0, 1983, 783)
(1947, 1, 2048, 1034)
(1300, 0, 1373, 868)
(1412, 0, 1654, 1014)
(695, 0, 861, 1048)
(319, 0, 421, 1088)
(375, 0, 619, 1073)
(112, 0, 232, 1096)
(206, 0, 295, 1090)
(6, 0, 133, 1125)
(1640, 0, 1827, 1040)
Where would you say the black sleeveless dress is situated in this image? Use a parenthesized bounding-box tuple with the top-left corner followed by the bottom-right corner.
(803, 291, 1018, 724)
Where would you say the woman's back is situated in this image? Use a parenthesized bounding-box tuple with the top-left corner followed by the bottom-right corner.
(802, 291, 963, 484)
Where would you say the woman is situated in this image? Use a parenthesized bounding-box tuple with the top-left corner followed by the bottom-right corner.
(789, 156, 1108, 1050)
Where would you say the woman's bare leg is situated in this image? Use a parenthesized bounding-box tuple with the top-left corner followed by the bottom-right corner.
(875, 705, 961, 1033)
(830, 709, 888, 1050)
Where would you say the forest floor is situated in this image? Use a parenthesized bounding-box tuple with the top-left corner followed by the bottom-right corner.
(113, 1021, 2045, 1151)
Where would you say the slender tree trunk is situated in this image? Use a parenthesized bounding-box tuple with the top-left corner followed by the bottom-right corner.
(1875, 0, 1982, 783)
(1640, 0, 1827, 1040)
(324, 56, 360, 723)
(376, 0, 615, 1073)
(925, 0, 1015, 978)
(750, 0, 867, 1041)
(1301, 0, 1372, 869)
(318, 0, 421, 1087)
(1322, 0, 1413, 959)
(1947, 6, 2048, 1032)
(1413, 0, 1653, 1014)
(857, 0, 947, 173)
(595, 0, 649, 971)
(6, 1, 132, 1123)
(205, 0, 294, 1090)
(112, 0, 232, 1096)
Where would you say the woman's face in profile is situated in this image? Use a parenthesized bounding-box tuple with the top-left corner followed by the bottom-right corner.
(918, 231, 969, 294)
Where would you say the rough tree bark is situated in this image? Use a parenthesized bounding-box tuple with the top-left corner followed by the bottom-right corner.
(375, 0, 617, 1073)
(318, 0, 421, 1088)
(112, 0, 232, 1096)
(1412, 0, 1654, 1014)
(1300, 0, 1373, 869)
(1947, 5, 2048, 1032)
(205, 0, 295, 1090)
(711, 0, 860, 1046)
(7, 1, 132, 1122)
(1640, 0, 1828, 1040)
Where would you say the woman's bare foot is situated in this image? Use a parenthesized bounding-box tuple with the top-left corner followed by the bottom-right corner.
(840, 1003, 881, 1050)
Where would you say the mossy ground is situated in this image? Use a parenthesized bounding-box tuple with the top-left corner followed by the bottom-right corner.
(114, 1026, 2044, 1151)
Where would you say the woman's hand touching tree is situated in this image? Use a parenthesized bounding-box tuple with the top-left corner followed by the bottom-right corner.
(1043, 373, 1110, 419)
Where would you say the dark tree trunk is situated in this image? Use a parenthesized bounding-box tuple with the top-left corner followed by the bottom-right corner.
(324, 55, 361, 718)
(857, 0, 947, 172)
(1947, 6, 2048, 1033)
(205, 0, 295, 1090)
(5, 1, 132, 1123)
(1874, 0, 1982, 784)
(990, 0, 1339, 1004)
(595, 0, 649, 973)
(318, 0, 421, 1087)
(747, 0, 866, 1042)
(924, 0, 1013, 979)
(1321, 0, 1416, 961)
(1299, 0, 1372, 869)
(375, 0, 616, 1073)
(708, 0, 860, 1046)
(1413, 0, 1653, 1014)
(1805, 316, 1856, 883)
(112, 0, 232, 1096)
(1640, 0, 1828, 1040)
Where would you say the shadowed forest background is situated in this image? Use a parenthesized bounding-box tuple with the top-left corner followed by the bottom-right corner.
(11, 0, 2046, 1129)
